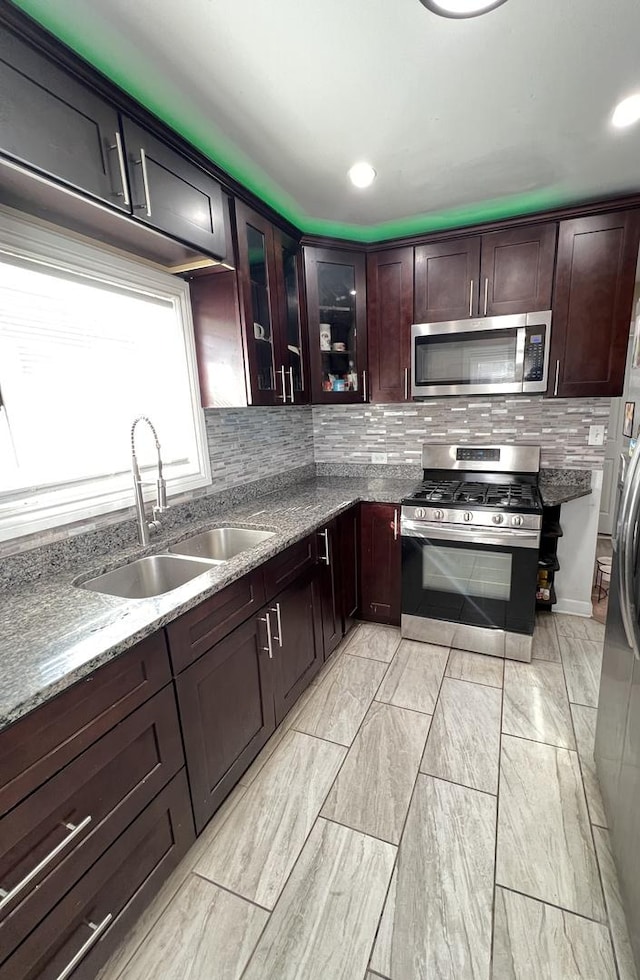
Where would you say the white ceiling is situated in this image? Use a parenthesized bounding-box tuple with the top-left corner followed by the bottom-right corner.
(12, 0, 640, 239)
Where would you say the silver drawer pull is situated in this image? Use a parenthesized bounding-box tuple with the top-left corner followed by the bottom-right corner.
(0, 815, 92, 913)
(288, 366, 295, 403)
(318, 528, 330, 565)
(55, 912, 113, 980)
(271, 601, 283, 647)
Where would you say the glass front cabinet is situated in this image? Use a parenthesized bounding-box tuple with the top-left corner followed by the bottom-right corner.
(303, 247, 368, 403)
(235, 201, 307, 405)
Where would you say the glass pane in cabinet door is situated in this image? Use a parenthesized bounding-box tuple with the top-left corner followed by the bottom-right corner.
(281, 240, 304, 397)
(247, 224, 275, 391)
(317, 262, 359, 394)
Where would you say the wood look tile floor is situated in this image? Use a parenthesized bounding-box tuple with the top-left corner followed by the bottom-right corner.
(101, 617, 638, 980)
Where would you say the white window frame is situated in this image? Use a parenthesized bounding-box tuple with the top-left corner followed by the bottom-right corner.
(0, 205, 211, 543)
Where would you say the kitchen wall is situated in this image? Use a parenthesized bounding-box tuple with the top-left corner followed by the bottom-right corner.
(312, 396, 611, 471)
(205, 406, 314, 487)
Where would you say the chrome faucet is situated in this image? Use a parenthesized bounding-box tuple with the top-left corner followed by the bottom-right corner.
(130, 416, 168, 545)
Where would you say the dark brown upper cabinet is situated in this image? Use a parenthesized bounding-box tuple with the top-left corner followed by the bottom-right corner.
(414, 236, 481, 322)
(235, 201, 307, 405)
(367, 247, 414, 403)
(414, 224, 556, 322)
(121, 117, 226, 259)
(549, 210, 640, 398)
(304, 247, 368, 403)
(479, 224, 557, 316)
(0, 26, 129, 211)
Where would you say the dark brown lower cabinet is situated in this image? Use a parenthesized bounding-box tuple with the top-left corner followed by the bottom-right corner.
(337, 505, 359, 633)
(316, 521, 341, 660)
(359, 502, 402, 626)
(0, 770, 194, 980)
(176, 615, 276, 833)
(270, 565, 324, 724)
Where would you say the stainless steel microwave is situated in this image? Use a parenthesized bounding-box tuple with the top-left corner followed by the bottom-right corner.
(411, 311, 552, 398)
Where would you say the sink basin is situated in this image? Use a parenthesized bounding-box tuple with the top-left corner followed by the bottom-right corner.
(169, 526, 275, 562)
(81, 554, 215, 599)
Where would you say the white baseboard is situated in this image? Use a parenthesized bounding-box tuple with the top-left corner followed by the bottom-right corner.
(553, 598, 593, 618)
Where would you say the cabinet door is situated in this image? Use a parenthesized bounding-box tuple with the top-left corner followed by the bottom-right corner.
(176, 616, 275, 832)
(360, 503, 401, 626)
(480, 223, 557, 316)
(0, 28, 129, 210)
(235, 201, 280, 404)
(316, 522, 341, 660)
(337, 505, 359, 633)
(121, 117, 226, 258)
(367, 247, 414, 402)
(414, 236, 481, 322)
(270, 567, 324, 725)
(274, 229, 308, 404)
(304, 247, 368, 403)
(550, 211, 640, 398)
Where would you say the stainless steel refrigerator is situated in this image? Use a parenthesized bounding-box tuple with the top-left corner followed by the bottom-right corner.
(596, 449, 640, 970)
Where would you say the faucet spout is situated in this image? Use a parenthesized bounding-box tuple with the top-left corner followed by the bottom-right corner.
(130, 415, 169, 545)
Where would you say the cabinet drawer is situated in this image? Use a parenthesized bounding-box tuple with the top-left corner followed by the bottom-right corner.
(166, 569, 266, 672)
(263, 534, 317, 601)
(0, 770, 194, 980)
(0, 685, 183, 959)
(0, 631, 172, 817)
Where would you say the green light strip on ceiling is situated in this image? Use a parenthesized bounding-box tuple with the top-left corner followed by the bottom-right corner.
(11, 0, 572, 242)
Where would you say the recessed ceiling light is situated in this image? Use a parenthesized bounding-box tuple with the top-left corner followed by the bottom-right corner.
(420, 0, 508, 17)
(612, 94, 640, 129)
(348, 162, 376, 188)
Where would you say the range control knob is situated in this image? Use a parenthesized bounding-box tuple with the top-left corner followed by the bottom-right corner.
(492, 513, 504, 525)
(512, 515, 524, 527)
(432, 509, 444, 521)
(414, 507, 426, 519)
(463, 511, 473, 523)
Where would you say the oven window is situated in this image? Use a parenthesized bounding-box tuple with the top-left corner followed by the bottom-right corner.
(415, 329, 519, 387)
(423, 546, 512, 601)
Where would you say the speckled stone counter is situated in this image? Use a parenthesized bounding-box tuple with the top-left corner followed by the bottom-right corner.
(0, 476, 416, 733)
(539, 468, 592, 506)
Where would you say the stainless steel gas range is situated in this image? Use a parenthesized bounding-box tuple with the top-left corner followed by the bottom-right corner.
(401, 444, 542, 661)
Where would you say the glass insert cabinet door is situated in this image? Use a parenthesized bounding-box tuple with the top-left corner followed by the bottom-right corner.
(303, 247, 367, 403)
(236, 201, 278, 404)
(274, 230, 306, 404)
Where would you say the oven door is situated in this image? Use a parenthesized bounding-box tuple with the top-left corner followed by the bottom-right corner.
(411, 316, 525, 397)
(401, 519, 539, 635)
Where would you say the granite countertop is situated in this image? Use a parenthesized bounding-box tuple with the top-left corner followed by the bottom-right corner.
(538, 469, 593, 507)
(0, 476, 416, 733)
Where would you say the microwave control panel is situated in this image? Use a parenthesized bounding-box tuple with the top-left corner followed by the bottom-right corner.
(523, 326, 547, 383)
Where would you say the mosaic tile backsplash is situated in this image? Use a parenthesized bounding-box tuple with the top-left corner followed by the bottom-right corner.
(205, 406, 314, 487)
(312, 396, 611, 470)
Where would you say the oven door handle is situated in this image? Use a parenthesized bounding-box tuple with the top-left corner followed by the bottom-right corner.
(401, 518, 540, 550)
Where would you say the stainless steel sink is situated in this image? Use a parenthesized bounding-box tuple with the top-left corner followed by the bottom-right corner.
(81, 554, 215, 599)
(169, 526, 275, 562)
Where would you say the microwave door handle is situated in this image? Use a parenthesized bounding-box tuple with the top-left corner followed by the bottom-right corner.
(515, 329, 526, 383)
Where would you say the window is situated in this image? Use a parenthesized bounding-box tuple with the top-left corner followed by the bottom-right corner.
(0, 207, 211, 542)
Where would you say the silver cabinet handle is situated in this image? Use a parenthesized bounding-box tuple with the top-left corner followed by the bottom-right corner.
(288, 366, 295, 403)
(55, 913, 113, 980)
(318, 528, 330, 565)
(259, 612, 274, 658)
(362, 370, 367, 401)
(109, 132, 130, 206)
(271, 601, 283, 647)
(134, 147, 152, 216)
(404, 367, 409, 400)
(553, 359, 560, 397)
(0, 815, 92, 913)
(393, 509, 399, 540)
(483, 277, 489, 316)
(278, 365, 287, 401)
(469, 279, 474, 317)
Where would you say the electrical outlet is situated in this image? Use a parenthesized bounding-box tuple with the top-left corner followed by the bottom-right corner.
(588, 424, 605, 446)
(371, 452, 388, 463)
